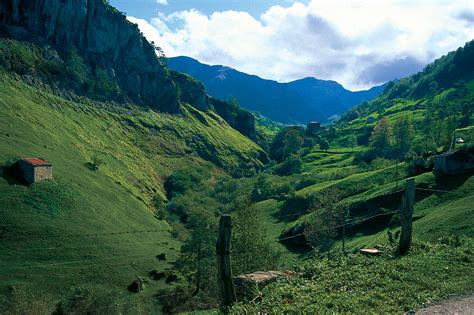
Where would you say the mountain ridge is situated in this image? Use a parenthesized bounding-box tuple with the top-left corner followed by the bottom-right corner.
(167, 56, 386, 124)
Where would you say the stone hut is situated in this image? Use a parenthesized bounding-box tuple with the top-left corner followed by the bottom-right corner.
(18, 158, 53, 184)
(307, 121, 321, 135)
(434, 149, 474, 175)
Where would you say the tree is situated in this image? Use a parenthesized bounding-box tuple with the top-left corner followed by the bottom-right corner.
(346, 134, 357, 152)
(393, 114, 414, 156)
(275, 155, 302, 176)
(94, 68, 116, 97)
(269, 127, 305, 161)
(232, 198, 279, 275)
(90, 154, 105, 170)
(64, 48, 88, 84)
(370, 117, 392, 155)
(460, 101, 473, 128)
(304, 187, 343, 251)
(176, 210, 219, 298)
(319, 138, 330, 152)
(420, 110, 437, 152)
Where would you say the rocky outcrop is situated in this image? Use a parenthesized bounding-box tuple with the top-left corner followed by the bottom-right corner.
(171, 70, 259, 140)
(171, 71, 211, 111)
(234, 271, 294, 299)
(0, 0, 179, 112)
(211, 98, 258, 141)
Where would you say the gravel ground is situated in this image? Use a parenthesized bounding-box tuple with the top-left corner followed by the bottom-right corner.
(416, 294, 474, 314)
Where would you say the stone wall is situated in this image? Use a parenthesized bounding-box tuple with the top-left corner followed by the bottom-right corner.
(34, 166, 53, 182)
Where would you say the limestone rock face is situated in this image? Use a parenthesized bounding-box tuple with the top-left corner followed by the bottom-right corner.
(0, 0, 179, 112)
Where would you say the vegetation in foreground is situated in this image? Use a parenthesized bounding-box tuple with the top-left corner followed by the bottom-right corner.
(233, 237, 473, 314)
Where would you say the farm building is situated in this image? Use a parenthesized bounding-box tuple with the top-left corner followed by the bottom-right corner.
(18, 158, 53, 184)
(434, 149, 474, 175)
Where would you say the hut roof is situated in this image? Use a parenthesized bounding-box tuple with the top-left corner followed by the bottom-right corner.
(20, 158, 52, 166)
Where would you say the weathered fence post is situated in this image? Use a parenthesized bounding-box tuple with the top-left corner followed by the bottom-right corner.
(342, 209, 349, 254)
(216, 214, 236, 310)
(398, 178, 415, 255)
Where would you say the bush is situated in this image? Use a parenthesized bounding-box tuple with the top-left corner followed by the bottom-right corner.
(164, 166, 211, 198)
(269, 127, 305, 161)
(275, 155, 302, 176)
(353, 149, 378, 165)
(250, 175, 296, 201)
(90, 153, 105, 171)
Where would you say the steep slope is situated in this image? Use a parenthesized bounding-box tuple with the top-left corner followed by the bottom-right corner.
(0, 69, 264, 312)
(167, 56, 385, 124)
(0, 0, 267, 311)
(0, 0, 179, 112)
(251, 40, 474, 253)
(0, 0, 260, 141)
(341, 40, 474, 122)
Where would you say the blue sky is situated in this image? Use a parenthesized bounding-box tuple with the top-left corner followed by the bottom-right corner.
(109, 0, 307, 21)
(110, 0, 473, 90)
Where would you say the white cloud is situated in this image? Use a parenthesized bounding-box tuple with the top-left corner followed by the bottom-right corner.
(128, 0, 474, 90)
(156, 0, 168, 5)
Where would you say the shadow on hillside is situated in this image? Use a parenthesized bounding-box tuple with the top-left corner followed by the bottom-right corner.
(434, 172, 472, 191)
(0, 162, 27, 186)
(272, 196, 309, 223)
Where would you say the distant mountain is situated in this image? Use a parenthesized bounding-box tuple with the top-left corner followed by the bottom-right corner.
(167, 56, 385, 124)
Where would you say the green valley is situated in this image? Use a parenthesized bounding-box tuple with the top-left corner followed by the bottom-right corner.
(0, 0, 473, 314)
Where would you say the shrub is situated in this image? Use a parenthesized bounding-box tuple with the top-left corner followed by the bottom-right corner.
(164, 166, 211, 198)
(275, 155, 302, 176)
(90, 153, 105, 171)
(269, 127, 305, 161)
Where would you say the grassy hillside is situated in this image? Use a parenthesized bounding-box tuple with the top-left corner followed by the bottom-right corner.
(234, 238, 473, 313)
(0, 72, 264, 313)
(230, 42, 474, 313)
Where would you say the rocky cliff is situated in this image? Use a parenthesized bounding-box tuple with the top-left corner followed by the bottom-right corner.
(0, 0, 179, 112)
(0, 0, 261, 141)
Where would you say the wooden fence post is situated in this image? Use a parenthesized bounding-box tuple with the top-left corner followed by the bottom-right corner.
(216, 214, 236, 310)
(342, 209, 349, 254)
(398, 178, 415, 255)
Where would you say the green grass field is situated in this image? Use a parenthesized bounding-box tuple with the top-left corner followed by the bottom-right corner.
(0, 73, 264, 312)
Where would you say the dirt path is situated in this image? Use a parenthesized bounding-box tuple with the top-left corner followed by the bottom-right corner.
(416, 294, 474, 314)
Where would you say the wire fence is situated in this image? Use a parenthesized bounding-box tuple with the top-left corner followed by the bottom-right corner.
(278, 209, 400, 242)
(0, 227, 172, 237)
(79, 289, 195, 313)
(0, 258, 161, 278)
(414, 187, 450, 193)
(0, 240, 170, 252)
(0, 184, 458, 275)
(0, 252, 166, 270)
